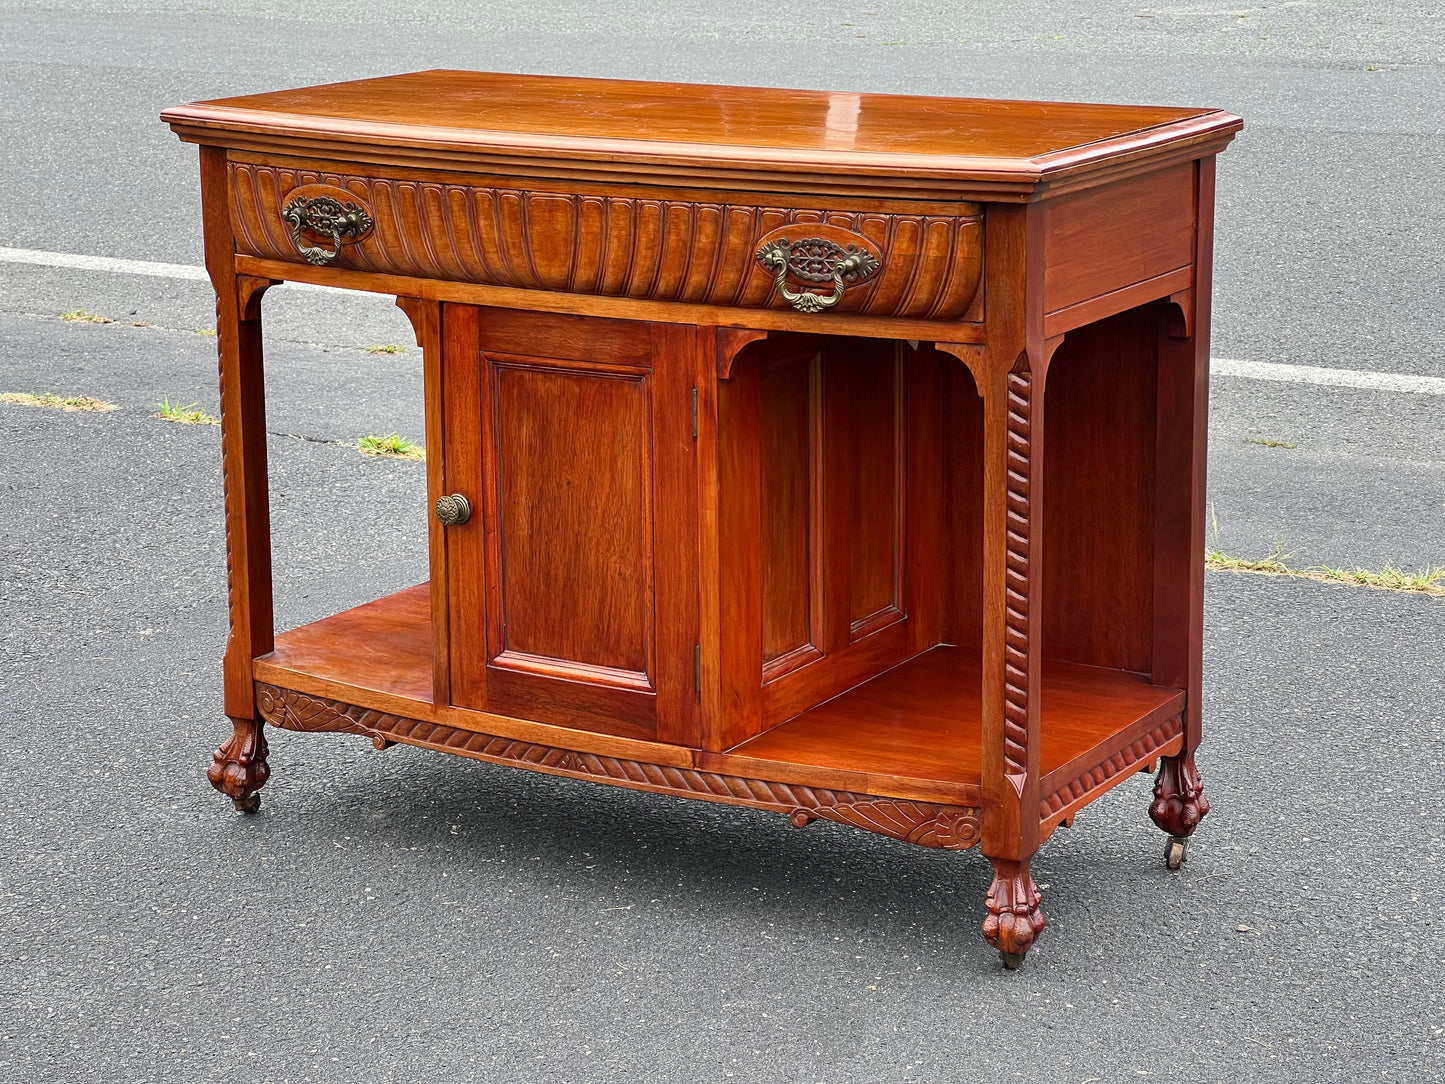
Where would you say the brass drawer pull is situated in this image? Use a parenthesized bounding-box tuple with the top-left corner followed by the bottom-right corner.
(756, 234, 882, 314)
(281, 192, 374, 266)
(434, 493, 472, 526)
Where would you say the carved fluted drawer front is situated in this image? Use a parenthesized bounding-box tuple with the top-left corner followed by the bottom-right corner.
(228, 160, 984, 320)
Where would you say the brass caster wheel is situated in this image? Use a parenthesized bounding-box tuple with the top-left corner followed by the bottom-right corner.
(999, 951, 1026, 970)
(1165, 834, 1189, 870)
(233, 793, 262, 814)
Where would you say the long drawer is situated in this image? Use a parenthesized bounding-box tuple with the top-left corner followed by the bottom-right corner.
(227, 157, 985, 321)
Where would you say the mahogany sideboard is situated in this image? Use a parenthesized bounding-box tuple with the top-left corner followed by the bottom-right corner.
(163, 71, 1241, 968)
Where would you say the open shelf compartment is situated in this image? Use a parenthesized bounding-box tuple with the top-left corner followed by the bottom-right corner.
(255, 584, 1185, 813)
(727, 645, 1184, 795)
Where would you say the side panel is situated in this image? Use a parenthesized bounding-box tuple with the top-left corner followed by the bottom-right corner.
(1041, 307, 1159, 673)
(942, 352, 985, 654)
(1042, 163, 1195, 318)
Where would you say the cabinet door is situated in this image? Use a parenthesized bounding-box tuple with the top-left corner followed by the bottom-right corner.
(441, 305, 699, 745)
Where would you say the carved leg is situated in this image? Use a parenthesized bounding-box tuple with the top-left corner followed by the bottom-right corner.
(983, 858, 1046, 968)
(197, 146, 277, 817)
(1149, 749, 1209, 869)
(208, 715, 270, 813)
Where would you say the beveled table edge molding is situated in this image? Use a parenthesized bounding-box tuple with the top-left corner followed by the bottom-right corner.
(163, 115, 1241, 202)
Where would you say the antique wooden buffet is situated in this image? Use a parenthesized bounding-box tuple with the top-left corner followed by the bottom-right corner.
(163, 71, 1241, 967)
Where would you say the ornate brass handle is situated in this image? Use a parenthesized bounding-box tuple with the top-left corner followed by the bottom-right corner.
(434, 493, 472, 527)
(281, 193, 374, 266)
(756, 235, 882, 314)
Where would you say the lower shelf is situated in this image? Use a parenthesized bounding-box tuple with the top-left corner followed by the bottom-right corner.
(254, 584, 1185, 821)
(729, 648, 1185, 799)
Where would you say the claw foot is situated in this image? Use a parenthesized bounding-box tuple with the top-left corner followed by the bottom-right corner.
(208, 716, 270, 813)
(1149, 750, 1209, 839)
(983, 858, 1045, 967)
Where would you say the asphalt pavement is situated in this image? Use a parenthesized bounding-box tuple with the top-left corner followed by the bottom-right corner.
(1, 3, 1442, 1082)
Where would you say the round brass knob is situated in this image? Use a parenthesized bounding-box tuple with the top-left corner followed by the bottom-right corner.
(434, 493, 471, 526)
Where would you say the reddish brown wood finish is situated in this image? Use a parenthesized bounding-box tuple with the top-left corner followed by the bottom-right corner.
(439, 308, 699, 744)
(253, 586, 1182, 814)
(226, 156, 985, 320)
(163, 70, 1240, 200)
(168, 71, 1238, 968)
(1042, 164, 1196, 318)
(1149, 156, 1217, 846)
(395, 296, 450, 705)
(259, 582, 434, 701)
(938, 348, 985, 654)
(1042, 309, 1160, 674)
(200, 142, 277, 812)
(758, 348, 820, 668)
(732, 646, 1183, 787)
(711, 335, 946, 748)
(234, 253, 988, 346)
(253, 681, 983, 850)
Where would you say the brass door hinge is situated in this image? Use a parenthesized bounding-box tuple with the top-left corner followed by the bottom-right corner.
(691, 387, 699, 440)
(694, 643, 701, 694)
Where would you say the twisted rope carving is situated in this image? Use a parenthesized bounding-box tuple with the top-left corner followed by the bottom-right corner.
(1002, 368, 1033, 794)
(1039, 713, 1184, 820)
(254, 684, 982, 851)
(215, 294, 241, 655)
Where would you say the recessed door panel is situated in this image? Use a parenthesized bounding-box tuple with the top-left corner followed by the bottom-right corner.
(827, 344, 904, 638)
(492, 360, 653, 684)
(759, 352, 822, 677)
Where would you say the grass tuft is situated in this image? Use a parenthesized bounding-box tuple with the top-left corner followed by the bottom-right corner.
(1314, 563, 1445, 594)
(156, 397, 219, 425)
(1207, 542, 1444, 598)
(1206, 539, 1292, 575)
(60, 309, 114, 324)
(364, 344, 405, 355)
(358, 433, 425, 461)
(1243, 436, 1298, 449)
(1, 391, 117, 412)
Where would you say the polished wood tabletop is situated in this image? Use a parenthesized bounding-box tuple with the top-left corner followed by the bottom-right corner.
(163, 70, 1240, 188)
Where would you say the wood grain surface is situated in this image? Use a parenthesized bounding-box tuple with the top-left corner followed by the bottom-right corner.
(226, 158, 985, 319)
(172, 72, 1236, 965)
(163, 70, 1241, 198)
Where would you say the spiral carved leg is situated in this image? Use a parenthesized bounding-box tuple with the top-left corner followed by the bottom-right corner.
(983, 858, 1046, 968)
(207, 716, 270, 813)
(1149, 750, 1209, 868)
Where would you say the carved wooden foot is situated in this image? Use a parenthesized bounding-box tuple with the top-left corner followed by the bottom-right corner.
(207, 716, 270, 813)
(1149, 751, 1208, 867)
(983, 858, 1046, 968)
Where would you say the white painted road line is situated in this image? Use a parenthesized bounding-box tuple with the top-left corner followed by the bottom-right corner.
(1, 245, 209, 281)
(0, 245, 332, 293)
(1210, 357, 1445, 398)
(3, 245, 1444, 396)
